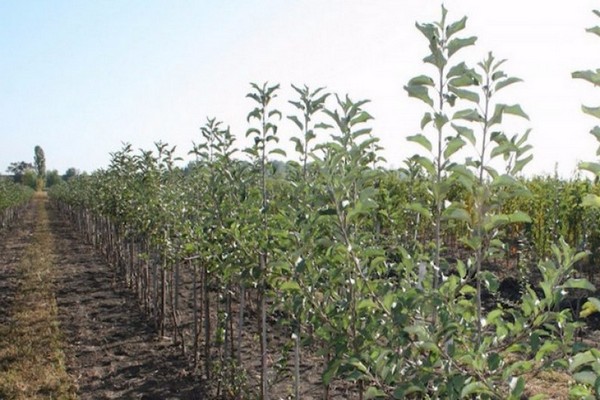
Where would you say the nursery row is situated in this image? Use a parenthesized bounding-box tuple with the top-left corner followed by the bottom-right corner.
(0, 179, 33, 230)
(48, 5, 600, 399)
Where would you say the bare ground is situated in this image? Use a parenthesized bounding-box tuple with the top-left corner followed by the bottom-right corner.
(48, 203, 206, 399)
(0, 196, 206, 400)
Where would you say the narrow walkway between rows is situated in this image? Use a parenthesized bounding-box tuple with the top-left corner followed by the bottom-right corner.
(0, 194, 204, 400)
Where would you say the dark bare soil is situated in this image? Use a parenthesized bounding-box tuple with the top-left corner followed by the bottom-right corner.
(0, 205, 33, 338)
(48, 204, 206, 399)
(0, 198, 205, 399)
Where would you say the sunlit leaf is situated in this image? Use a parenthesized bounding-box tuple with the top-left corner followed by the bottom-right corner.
(404, 84, 434, 107)
(443, 136, 466, 159)
(503, 104, 529, 120)
(569, 351, 598, 372)
(562, 278, 596, 291)
(572, 69, 600, 86)
(447, 36, 477, 57)
(448, 127, 474, 148)
(583, 194, 600, 208)
(421, 112, 433, 129)
(408, 134, 432, 152)
(446, 16, 467, 38)
(495, 77, 523, 92)
(287, 115, 304, 130)
(586, 26, 600, 37)
(580, 297, 600, 318)
(453, 109, 482, 122)
(449, 87, 480, 103)
(583, 105, 600, 119)
(461, 381, 491, 397)
(408, 75, 435, 86)
(579, 161, 600, 176)
(434, 113, 449, 130)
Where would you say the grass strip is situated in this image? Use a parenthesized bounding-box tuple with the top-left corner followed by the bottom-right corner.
(0, 194, 77, 400)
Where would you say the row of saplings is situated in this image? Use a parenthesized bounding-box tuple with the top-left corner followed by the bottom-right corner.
(50, 7, 600, 400)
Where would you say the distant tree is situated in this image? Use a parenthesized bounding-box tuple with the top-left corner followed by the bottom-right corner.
(6, 161, 34, 184)
(46, 170, 62, 188)
(34, 146, 46, 178)
(34, 146, 46, 191)
(62, 167, 79, 181)
(22, 170, 37, 190)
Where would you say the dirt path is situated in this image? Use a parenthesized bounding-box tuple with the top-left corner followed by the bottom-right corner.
(0, 195, 76, 399)
(0, 195, 205, 400)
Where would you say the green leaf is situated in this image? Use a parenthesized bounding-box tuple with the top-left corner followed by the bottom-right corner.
(586, 26, 600, 37)
(580, 161, 600, 176)
(290, 137, 304, 153)
(453, 109, 482, 122)
(447, 36, 477, 57)
(434, 113, 449, 130)
(574, 371, 598, 386)
(423, 46, 447, 70)
(446, 16, 467, 38)
(508, 211, 531, 224)
(322, 359, 341, 385)
(591, 126, 600, 142)
(451, 124, 476, 145)
(443, 136, 466, 159)
(491, 174, 518, 187)
(455, 260, 467, 279)
(572, 69, 600, 86)
(269, 148, 287, 157)
(581, 297, 600, 318)
(406, 202, 432, 218)
(483, 271, 499, 292)
(460, 381, 491, 397)
(535, 341, 559, 361)
(404, 84, 434, 107)
(485, 214, 510, 231)
(570, 351, 598, 372)
(449, 87, 480, 103)
(512, 154, 533, 175)
(420, 112, 433, 129)
(583, 194, 600, 208)
(413, 155, 436, 175)
(449, 74, 477, 87)
(353, 111, 373, 125)
(315, 122, 333, 130)
(415, 22, 437, 41)
(279, 280, 301, 291)
(357, 298, 378, 311)
(408, 75, 435, 86)
(447, 62, 469, 78)
(510, 377, 525, 398)
(246, 127, 261, 137)
(503, 104, 530, 120)
(407, 134, 432, 152)
(365, 386, 386, 399)
(495, 77, 523, 92)
(489, 104, 529, 125)
(287, 115, 304, 130)
(583, 105, 600, 119)
(487, 309, 503, 325)
(444, 206, 471, 224)
(562, 278, 596, 291)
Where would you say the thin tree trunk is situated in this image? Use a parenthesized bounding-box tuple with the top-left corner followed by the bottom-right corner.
(260, 252, 269, 400)
(203, 263, 211, 379)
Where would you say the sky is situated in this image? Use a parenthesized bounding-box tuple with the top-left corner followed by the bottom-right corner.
(1, 1, 599, 177)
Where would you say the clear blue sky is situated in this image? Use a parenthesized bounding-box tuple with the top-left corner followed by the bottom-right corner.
(1, 1, 598, 177)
